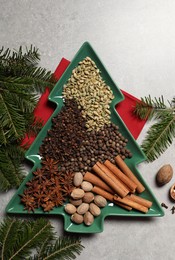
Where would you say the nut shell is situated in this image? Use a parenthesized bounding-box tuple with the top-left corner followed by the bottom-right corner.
(170, 183, 175, 201)
(156, 164, 173, 186)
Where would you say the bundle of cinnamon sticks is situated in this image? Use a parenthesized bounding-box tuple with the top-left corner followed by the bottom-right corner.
(83, 155, 152, 213)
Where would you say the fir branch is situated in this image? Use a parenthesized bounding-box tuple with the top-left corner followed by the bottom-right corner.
(133, 95, 169, 120)
(0, 145, 26, 191)
(0, 218, 84, 260)
(134, 95, 175, 162)
(36, 236, 55, 259)
(0, 45, 56, 92)
(8, 219, 52, 260)
(141, 112, 175, 161)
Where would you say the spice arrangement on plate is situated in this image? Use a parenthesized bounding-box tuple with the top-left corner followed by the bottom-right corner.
(20, 56, 153, 222)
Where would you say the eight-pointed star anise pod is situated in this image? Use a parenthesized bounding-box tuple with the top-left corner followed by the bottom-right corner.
(42, 157, 59, 173)
(20, 193, 36, 212)
(33, 169, 46, 183)
(42, 201, 55, 212)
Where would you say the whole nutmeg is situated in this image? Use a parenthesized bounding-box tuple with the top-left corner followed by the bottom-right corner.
(73, 172, 83, 187)
(170, 183, 175, 201)
(81, 181, 93, 191)
(84, 211, 94, 226)
(83, 192, 94, 203)
(77, 203, 89, 215)
(156, 164, 173, 186)
(89, 203, 101, 217)
(69, 198, 82, 206)
(94, 195, 107, 208)
(71, 213, 84, 224)
(71, 188, 85, 199)
(64, 203, 76, 215)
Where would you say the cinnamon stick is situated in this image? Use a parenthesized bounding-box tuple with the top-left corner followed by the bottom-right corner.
(92, 186, 114, 201)
(92, 163, 129, 198)
(114, 201, 132, 211)
(96, 162, 130, 194)
(113, 195, 148, 213)
(127, 194, 152, 208)
(84, 171, 114, 193)
(115, 155, 145, 193)
(92, 186, 132, 211)
(104, 160, 137, 193)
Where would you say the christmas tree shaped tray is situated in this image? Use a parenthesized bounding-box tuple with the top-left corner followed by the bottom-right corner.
(6, 42, 164, 233)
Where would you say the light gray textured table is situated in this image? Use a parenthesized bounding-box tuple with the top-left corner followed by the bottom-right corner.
(1, 1, 175, 259)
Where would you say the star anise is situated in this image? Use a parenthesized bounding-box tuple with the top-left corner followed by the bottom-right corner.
(42, 190, 54, 202)
(20, 154, 76, 213)
(61, 183, 74, 197)
(42, 157, 59, 173)
(52, 193, 64, 207)
(33, 168, 47, 183)
(25, 179, 41, 193)
(42, 200, 55, 212)
(50, 177, 61, 194)
(33, 191, 46, 207)
(41, 179, 53, 192)
(60, 171, 74, 186)
(20, 193, 36, 212)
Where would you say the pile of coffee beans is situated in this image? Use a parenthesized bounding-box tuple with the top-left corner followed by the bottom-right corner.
(39, 99, 132, 173)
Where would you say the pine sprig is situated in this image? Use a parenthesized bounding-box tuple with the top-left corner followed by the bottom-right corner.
(38, 236, 84, 260)
(134, 95, 175, 162)
(134, 95, 168, 120)
(0, 218, 84, 260)
(141, 112, 175, 161)
(0, 145, 26, 191)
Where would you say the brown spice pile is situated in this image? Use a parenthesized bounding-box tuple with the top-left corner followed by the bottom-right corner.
(39, 99, 87, 161)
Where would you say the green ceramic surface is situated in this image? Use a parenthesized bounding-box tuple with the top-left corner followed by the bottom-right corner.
(6, 42, 164, 233)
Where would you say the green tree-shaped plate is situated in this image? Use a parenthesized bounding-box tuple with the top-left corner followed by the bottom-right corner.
(6, 42, 164, 233)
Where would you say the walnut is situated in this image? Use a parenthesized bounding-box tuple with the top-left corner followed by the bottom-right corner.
(170, 183, 175, 201)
